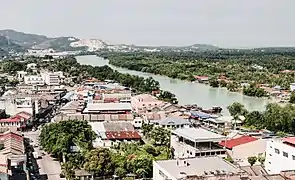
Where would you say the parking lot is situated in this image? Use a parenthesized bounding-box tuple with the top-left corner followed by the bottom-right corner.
(24, 130, 64, 180)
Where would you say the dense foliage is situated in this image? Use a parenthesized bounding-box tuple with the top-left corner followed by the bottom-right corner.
(40, 120, 95, 161)
(229, 102, 295, 135)
(105, 51, 295, 97)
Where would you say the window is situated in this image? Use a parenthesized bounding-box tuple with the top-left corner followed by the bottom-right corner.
(293, 155, 295, 160)
(274, 148, 280, 154)
(283, 151, 288, 158)
(269, 154, 272, 156)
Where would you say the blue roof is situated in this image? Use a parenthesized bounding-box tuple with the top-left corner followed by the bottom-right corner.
(61, 92, 74, 101)
(190, 111, 213, 119)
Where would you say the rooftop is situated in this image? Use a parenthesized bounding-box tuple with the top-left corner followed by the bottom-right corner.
(155, 117, 191, 126)
(172, 127, 225, 142)
(85, 103, 132, 112)
(282, 137, 295, 146)
(155, 156, 240, 179)
(219, 136, 258, 149)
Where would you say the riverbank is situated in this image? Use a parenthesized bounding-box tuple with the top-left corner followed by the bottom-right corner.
(76, 55, 270, 115)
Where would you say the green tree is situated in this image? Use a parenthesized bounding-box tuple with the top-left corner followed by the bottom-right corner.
(247, 156, 257, 166)
(290, 92, 295, 103)
(257, 154, 265, 165)
(227, 102, 248, 117)
(209, 79, 219, 88)
(83, 148, 115, 177)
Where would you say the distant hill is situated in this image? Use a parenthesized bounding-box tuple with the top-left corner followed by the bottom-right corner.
(0, 35, 25, 57)
(0, 29, 83, 51)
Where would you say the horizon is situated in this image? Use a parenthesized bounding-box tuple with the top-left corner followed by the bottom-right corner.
(1, 0, 295, 48)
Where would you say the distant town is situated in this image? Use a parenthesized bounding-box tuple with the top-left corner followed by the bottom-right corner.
(0, 30, 295, 180)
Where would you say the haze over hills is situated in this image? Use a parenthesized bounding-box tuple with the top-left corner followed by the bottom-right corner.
(1, 29, 295, 55)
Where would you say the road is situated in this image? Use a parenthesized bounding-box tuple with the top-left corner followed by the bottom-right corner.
(24, 130, 63, 180)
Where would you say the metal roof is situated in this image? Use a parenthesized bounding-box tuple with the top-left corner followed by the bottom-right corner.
(172, 127, 225, 142)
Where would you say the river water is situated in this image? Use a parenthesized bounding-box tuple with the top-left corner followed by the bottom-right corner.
(76, 55, 269, 115)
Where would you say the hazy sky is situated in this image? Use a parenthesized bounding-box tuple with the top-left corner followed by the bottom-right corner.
(1, 0, 294, 48)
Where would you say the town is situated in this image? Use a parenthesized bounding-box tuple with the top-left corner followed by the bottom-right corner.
(0, 53, 293, 180)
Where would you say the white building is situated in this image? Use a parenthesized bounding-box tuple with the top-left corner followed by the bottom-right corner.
(26, 63, 37, 70)
(290, 83, 295, 92)
(171, 128, 226, 158)
(24, 75, 44, 85)
(153, 156, 242, 180)
(265, 137, 295, 174)
(41, 72, 60, 86)
(17, 71, 27, 81)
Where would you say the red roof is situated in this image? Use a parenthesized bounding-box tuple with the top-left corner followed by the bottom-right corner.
(0, 117, 22, 123)
(14, 111, 32, 120)
(0, 132, 23, 142)
(219, 136, 258, 149)
(105, 131, 141, 140)
(283, 137, 295, 146)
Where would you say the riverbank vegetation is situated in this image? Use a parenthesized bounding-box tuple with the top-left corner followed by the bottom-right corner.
(228, 102, 295, 135)
(104, 51, 295, 97)
(40, 120, 171, 179)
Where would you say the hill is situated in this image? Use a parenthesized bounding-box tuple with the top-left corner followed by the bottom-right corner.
(0, 29, 83, 51)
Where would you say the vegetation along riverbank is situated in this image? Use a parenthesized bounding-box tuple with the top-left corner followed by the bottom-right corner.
(103, 50, 295, 100)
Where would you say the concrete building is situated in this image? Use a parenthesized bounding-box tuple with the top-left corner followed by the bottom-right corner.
(26, 63, 37, 71)
(265, 137, 295, 174)
(41, 72, 60, 86)
(150, 117, 192, 129)
(171, 128, 226, 158)
(153, 156, 243, 180)
(24, 75, 44, 85)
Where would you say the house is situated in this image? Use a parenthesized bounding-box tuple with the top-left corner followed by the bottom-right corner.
(219, 136, 267, 166)
(194, 76, 209, 83)
(102, 93, 131, 103)
(171, 128, 226, 158)
(131, 94, 163, 113)
(60, 101, 83, 114)
(265, 137, 295, 174)
(150, 117, 192, 129)
(0, 111, 32, 131)
(153, 156, 242, 180)
(90, 122, 141, 148)
(290, 83, 295, 92)
(83, 103, 132, 114)
(203, 116, 245, 129)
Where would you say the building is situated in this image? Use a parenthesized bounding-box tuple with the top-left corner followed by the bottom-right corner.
(171, 128, 226, 158)
(0, 111, 32, 131)
(83, 103, 132, 114)
(102, 93, 131, 103)
(0, 128, 27, 180)
(290, 83, 295, 92)
(90, 122, 141, 148)
(219, 136, 267, 166)
(41, 72, 60, 86)
(16, 71, 27, 81)
(194, 75, 209, 83)
(265, 137, 295, 174)
(153, 156, 243, 180)
(24, 75, 44, 85)
(131, 94, 163, 113)
(26, 63, 37, 71)
(150, 117, 192, 129)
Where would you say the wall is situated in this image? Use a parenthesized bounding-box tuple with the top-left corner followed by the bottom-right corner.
(265, 140, 295, 174)
(153, 161, 176, 180)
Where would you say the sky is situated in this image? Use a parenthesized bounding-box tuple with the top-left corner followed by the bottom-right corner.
(0, 0, 294, 48)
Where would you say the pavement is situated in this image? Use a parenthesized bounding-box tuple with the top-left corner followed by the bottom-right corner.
(24, 130, 63, 180)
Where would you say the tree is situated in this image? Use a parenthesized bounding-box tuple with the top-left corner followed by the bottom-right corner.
(257, 154, 265, 165)
(40, 120, 95, 162)
(84, 148, 115, 177)
(227, 102, 248, 117)
(290, 92, 295, 103)
(247, 156, 257, 166)
(61, 162, 75, 180)
(209, 79, 219, 88)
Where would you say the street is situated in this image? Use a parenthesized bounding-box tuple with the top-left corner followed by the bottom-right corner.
(24, 130, 63, 180)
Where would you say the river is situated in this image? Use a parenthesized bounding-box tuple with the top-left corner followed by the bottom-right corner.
(76, 55, 269, 115)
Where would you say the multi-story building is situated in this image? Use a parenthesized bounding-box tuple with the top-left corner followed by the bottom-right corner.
(265, 137, 295, 174)
(23, 75, 44, 85)
(131, 94, 163, 113)
(171, 127, 226, 158)
(41, 72, 60, 86)
(16, 71, 27, 82)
